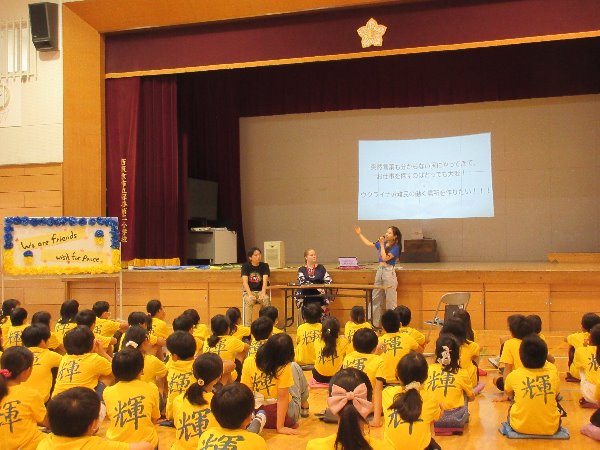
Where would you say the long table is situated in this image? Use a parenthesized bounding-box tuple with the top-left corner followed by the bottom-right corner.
(270, 283, 388, 330)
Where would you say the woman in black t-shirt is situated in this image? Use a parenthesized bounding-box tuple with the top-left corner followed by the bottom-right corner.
(241, 247, 271, 326)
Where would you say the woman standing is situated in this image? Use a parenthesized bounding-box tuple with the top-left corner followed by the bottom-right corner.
(296, 249, 333, 310)
(354, 226, 401, 327)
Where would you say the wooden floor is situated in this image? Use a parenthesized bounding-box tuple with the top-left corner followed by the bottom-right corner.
(99, 330, 597, 449)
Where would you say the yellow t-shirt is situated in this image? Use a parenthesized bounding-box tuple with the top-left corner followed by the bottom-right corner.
(94, 317, 122, 337)
(241, 357, 294, 400)
(47, 332, 61, 350)
(171, 391, 217, 450)
(295, 322, 322, 364)
(570, 345, 599, 384)
(54, 322, 77, 345)
(424, 363, 473, 410)
(0, 383, 46, 450)
(273, 326, 284, 334)
(459, 340, 480, 387)
(192, 324, 210, 353)
(566, 331, 589, 349)
(198, 426, 268, 450)
(231, 325, 251, 341)
(202, 335, 246, 362)
(342, 351, 385, 392)
(344, 321, 373, 353)
(52, 352, 112, 397)
(165, 358, 195, 420)
(378, 332, 419, 384)
(37, 434, 129, 450)
(248, 339, 266, 358)
(4, 323, 28, 348)
(504, 366, 561, 435)
(103, 379, 160, 447)
(313, 337, 348, 377)
(499, 338, 523, 370)
(382, 385, 441, 450)
(0, 320, 11, 345)
(24, 346, 63, 403)
(94, 331, 114, 351)
(306, 432, 392, 450)
(141, 353, 168, 385)
(399, 326, 426, 347)
(151, 317, 171, 339)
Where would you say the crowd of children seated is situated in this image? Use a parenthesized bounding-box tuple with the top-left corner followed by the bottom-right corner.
(0, 296, 599, 450)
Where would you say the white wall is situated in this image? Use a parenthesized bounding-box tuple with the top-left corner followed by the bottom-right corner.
(240, 94, 600, 263)
(0, 0, 67, 165)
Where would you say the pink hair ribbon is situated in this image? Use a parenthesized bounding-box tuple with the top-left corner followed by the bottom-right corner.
(327, 382, 373, 418)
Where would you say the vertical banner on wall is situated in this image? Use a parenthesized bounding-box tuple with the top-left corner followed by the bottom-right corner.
(0, 79, 22, 128)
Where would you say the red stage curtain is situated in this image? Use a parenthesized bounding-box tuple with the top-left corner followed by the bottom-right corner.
(106, 75, 185, 263)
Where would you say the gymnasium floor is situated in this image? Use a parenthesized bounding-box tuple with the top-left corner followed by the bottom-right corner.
(103, 330, 597, 449)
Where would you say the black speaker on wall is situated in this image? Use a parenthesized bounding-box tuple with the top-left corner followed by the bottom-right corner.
(28, 2, 59, 51)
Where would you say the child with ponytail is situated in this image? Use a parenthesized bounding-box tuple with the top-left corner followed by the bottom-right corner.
(424, 335, 474, 431)
(306, 368, 390, 450)
(383, 352, 442, 450)
(0, 346, 47, 450)
(203, 314, 248, 384)
(312, 316, 348, 384)
(123, 326, 168, 397)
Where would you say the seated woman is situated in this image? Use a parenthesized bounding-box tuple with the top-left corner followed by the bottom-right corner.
(295, 248, 333, 310)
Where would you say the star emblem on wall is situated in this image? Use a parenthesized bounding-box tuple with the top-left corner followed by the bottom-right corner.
(357, 18, 387, 48)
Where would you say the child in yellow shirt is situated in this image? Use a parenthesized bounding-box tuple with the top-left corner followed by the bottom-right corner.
(182, 308, 210, 351)
(54, 299, 79, 346)
(147, 299, 171, 339)
(165, 331, 197, 420)
(40, 386, 152, 450)
(570, 323, 600, 406)
(441, 317, 481, 391)
(52, 326, 113, 397)
(295, 302, 323, 365)
(127, 312, 166, 352)
(499, 335, 561, 436)
(306, 368, 391, 450)
(248, 316, 273, 358)
(198, 383, 268, 450)
(22, 324, 62, 403)
(342, 328, 384, 427)
(312, 316, 348, 383)
(4, 306, 28, 348)
(258, 306, 284, 334)
(493, 314, 533, 392)
(394, 305, 427, 350)
(378, 310, 420, 385)
(92, 301, 128, 342)
(31, 311, 62, 352)
(203, 315, 248, 384)
(173, 314, 201, 354)
(103, 347, 161, 447)
(122, 326, 167, 398)
(76, 309, 117, 351)
(0, 346, 47, 450)
(227, 307, 251, 342)
(241, 333, 309, 433)
(566, 312, 600, 380)
(425, 335, 474, 431)
(0, 298, 20, 345)
(344, 306, 373, 353)
(383, 352, 442, 450)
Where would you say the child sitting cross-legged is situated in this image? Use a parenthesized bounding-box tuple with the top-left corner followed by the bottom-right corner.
(378, 309, 420, 386)
(342, 328, 384, 427)
(394, 305, 427, 350)
(39, 387, 152, 450)
(259, 306, 284, 334)
(198, 383, 268, 450)
(248, 316, 273, 358)
(295, 303, 323, 366)
(424, 334, 474, 432)
(344, 306, 373, 354)
(4, 307, 28, 348)
(103, 347, 161, 448)
(202, 315, 248, 384)
(497, 335, 562, 436)
(570, 323, 600, 407)
(21, 324, 62, 403)
(312, 316, 348, 384)
(165, 331, 197, 420)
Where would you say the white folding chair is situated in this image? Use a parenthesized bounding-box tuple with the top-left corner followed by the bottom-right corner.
(424, 292, 470, 341)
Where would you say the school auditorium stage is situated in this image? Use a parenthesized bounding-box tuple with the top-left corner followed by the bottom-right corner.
(4, 260, 600, 333)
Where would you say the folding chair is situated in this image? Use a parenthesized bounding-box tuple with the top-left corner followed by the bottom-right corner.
(424, 292, 470, 341)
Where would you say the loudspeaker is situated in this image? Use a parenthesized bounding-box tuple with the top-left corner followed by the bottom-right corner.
(264, 241, 285, 268)
(28, 2, 59, 51)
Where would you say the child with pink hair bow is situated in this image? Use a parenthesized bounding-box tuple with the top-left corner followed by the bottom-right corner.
(306, 368, 392, 450)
